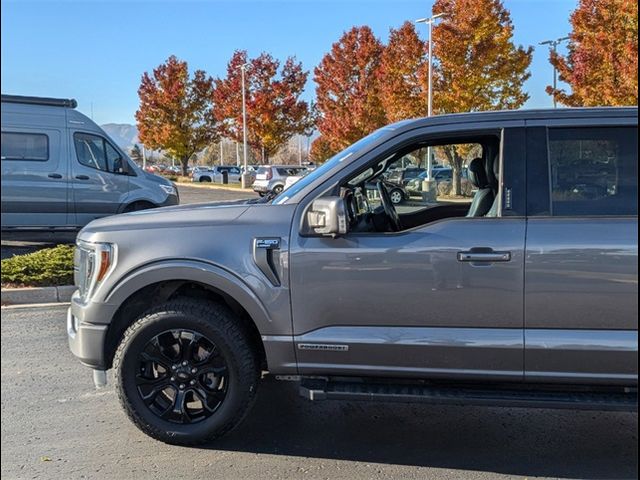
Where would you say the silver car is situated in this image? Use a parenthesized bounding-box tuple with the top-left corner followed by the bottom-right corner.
(68, 107, 638, 445)
(191, 165, 242, 183)
(1, 95, 178, 232)
(252, 165, 307, 196)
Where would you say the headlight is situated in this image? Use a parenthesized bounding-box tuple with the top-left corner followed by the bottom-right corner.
(75, 240, 116, 302)
(160, 184, 177, 196)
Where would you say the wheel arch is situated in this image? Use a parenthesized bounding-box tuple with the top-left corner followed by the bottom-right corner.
(102, 261, 272, 371)
(120, 200, 157, 213)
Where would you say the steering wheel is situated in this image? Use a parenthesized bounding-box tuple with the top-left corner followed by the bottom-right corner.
(376, 180, 402, 232)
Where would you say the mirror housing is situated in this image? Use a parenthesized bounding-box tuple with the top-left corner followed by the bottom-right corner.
(306, 196, 348, 237)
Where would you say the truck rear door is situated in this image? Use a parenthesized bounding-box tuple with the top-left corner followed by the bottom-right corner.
(524, 119, 638, 386)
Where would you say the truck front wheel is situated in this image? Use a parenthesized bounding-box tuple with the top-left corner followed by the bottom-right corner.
(113, 298, 260, 445)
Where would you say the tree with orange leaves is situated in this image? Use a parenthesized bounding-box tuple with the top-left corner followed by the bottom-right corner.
(136, 55, 217, 176)
(547, 0, 638, 107)
(431, 0, 532, 194)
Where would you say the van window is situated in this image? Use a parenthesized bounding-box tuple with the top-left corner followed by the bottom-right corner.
(74, 133, 122, 173)
(1, 132, 49, 161)
(548, 127, 638, 216)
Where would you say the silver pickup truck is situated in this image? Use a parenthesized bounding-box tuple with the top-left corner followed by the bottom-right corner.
(68, 108, 638, 445)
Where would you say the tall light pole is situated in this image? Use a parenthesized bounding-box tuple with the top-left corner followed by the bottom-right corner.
(416, 12, 446, 201)
(539, 36, 569, 108)
(239, 63, 251, 188)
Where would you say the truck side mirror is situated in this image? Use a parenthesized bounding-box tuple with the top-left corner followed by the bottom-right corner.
(305, 196, 348, 237)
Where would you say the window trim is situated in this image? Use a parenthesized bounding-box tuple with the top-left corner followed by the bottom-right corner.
(1, 131, 50, 162)
(306, 129, 509, 237)
(73, 131, 124, 174)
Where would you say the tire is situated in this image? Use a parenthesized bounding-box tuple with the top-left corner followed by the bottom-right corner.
(199, 176, 212, 183)
(389, 188, 404, 205)
(123, 201, 156, 213)
(272, 184, 284, 194)
(113, 298, 260, 445)
(258, 192, 266, 197)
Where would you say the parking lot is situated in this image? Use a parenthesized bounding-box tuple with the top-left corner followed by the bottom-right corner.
(1, 183, 638, 479)
(1, 304, 637, 480)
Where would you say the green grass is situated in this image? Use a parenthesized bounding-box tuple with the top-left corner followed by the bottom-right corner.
(1, 244, 75, 287)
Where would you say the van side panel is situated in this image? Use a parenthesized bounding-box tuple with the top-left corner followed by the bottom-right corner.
(1, 104, 70, 228)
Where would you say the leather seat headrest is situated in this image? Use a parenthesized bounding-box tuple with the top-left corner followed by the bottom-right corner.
(468, 157, 489, 189)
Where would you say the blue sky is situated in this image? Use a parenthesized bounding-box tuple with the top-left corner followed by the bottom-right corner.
(1, 0, 576, 125)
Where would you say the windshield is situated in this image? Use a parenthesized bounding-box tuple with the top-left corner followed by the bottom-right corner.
(272, 124, 404, 204)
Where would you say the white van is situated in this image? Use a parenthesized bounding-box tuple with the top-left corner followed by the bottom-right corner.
(1, 95, 179, 232)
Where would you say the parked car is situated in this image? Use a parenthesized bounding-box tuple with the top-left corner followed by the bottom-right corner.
(405, 167, 469, 194)
(68, 107, 638, 446)
(364, 178, 409, 204)
(0, 95, 178, 231)
(283, 168, 310, 190)
(240, 165, 259, 186)
(192, 165, 242, 183)
(386, 166, 425, 186)
(252, 165, 307, 196)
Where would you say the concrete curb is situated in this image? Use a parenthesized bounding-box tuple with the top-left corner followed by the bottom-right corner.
(176, 182, 254, 193)
(1, 285, 75, 305)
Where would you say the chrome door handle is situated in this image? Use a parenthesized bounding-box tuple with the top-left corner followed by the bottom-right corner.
(48, 173, 62, 179)
(75, 175, 90, 180)
(457, 250, 511, 263)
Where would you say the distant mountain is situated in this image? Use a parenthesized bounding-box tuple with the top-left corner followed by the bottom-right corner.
(101, 123, 138, 151)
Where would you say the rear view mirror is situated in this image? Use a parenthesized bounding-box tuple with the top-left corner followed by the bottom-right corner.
(306, 196, 348, 237)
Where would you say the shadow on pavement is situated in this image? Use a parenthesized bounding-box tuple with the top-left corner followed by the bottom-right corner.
(205, 377, 638, 479)
(1, 232, 77, 260)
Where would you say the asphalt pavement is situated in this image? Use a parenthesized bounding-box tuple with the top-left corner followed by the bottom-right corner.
(1, 305, 637, 480)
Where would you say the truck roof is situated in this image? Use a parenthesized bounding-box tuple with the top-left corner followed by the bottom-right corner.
(393, 106, 638, 130)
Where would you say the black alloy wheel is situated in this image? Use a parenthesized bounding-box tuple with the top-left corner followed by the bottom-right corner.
(135, 329, 229, 424)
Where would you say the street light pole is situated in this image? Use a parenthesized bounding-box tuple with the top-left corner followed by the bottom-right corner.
(539, 36, 569, 108)
(239, 63, 250, 188)
(416, 12, 446, 201)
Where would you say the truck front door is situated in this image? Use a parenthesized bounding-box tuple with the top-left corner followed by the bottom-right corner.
(289, 127, 527, 382)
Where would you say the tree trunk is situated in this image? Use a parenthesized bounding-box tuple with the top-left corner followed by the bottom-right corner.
(452, 161, 462, 196)
(181, 156, 189, 177)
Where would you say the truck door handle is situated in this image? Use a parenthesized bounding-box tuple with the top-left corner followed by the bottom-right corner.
(48, 173, 62, 179)
(75, 175, 90, 180)
(457, 248, 511, 263)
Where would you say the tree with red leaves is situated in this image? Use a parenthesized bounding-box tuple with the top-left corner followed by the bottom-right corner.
(547, 0, 638, 106)
(136, 55, 217, 176)
(378, 21, 428, 122)
(213, 51, 312, 162)
(314, 26, 386, 156)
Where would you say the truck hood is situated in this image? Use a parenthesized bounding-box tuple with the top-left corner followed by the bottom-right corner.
(79, 201, 252, 235)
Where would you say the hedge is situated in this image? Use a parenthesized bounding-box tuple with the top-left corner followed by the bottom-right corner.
(1, 245, 75, 287)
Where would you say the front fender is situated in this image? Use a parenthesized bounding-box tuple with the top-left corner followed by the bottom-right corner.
(106, 259, 272, 333)
(102, 259, 298, 373)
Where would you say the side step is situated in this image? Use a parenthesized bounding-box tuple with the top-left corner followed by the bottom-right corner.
(299, 378, 638, 412)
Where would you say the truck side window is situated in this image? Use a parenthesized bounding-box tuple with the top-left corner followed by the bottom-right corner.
(1, 132, 49, 161)
(74, 132, 121, 173)
(548, 127, 638, 216)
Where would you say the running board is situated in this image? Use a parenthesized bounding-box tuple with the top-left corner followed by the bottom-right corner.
(299, 378, 638, 412)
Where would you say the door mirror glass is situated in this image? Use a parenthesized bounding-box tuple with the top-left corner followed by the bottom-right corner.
(305, 196, 348, 237)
